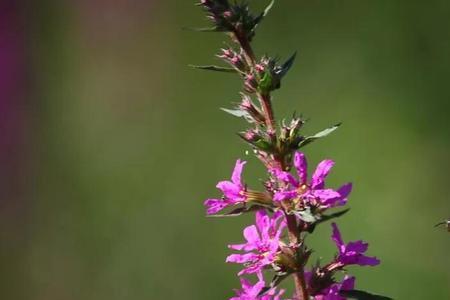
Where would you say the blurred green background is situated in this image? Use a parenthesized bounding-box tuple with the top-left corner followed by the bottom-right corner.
(1, 0, 449, 299)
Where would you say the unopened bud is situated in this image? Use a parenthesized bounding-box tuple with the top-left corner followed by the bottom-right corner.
(255, 63, 265, 73)
(223, 10, 232, 18)
(244, 74, 258, 93)
(238, 95, 265, 123)
(241, 129, 260, 143)
(218, 48, 247, 72)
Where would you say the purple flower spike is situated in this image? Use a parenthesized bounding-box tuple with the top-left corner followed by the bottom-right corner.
(272, 152, 352, 209)
(204, 159, 247, 214)
(331, 223, 380, 268)
(313, 276, 355, 300)
(226, 210, 286, 275)
(230, 272, 285, 300)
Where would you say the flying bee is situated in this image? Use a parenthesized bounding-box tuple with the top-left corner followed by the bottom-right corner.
(434, 219, 450, 232)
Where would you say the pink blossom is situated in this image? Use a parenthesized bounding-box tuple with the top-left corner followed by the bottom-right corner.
(230, 272, 285, 300)
(330, 223, 380, 267)
(272, 152, 352, 209)
(313, 276, 355, 300)
(226, 210, 286, 275)
(204, 159, 247, 214)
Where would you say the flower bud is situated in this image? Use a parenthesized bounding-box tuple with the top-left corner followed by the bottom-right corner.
(238, 95, 265, 123)
(218, 48, 247, 72)
(238, 129, 273, 152)
(239, 129, 261, 143)
(244, 74, 258, 93)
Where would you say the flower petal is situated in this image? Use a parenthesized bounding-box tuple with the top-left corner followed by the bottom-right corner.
(356, 255, 380, 266)
(311, 159, 334, 189)
(310, 189, 341, 203)
(226, 252, 257, 264)
(331, 223, 345, 252)
(255, 209, 269, 234)
(204, 198, 228, 215)
(346, 240, 368, 253)
(216, 180, 241, 199)
(340, 276, 356, 291)
(243, 225, 260, 246)
(238, 262, 262, 275)
(271, 168, 299, 187)
(250, 280, 265, 296)
(273, 190, 298, 202)
(294, 151, 308, 185)
(231, 159, 246, 185)
(337, 182, 352, 198)
(228, 242, 247, 251)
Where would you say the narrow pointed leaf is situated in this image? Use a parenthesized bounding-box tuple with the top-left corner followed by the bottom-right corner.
(306, 209, 350, 233)
(293, 207, 320, 223)
(183, 26, 223, 32)
(254, 0, 276, 26)
(257, 273, 290, 297)
(189, 64, 238, 73)
(278, 51, 297, 78)
(298, 123, 341, 148)
(207, 206, 247, 218)
(263, 0, 276, 18)
(340, 290, 393, 300)
(220, 107, 250, 118)
(318, 208, 350, 224)
(207, 205, 262, 218)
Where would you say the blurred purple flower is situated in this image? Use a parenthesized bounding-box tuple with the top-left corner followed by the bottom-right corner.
(226, 210, 286, 275)
(271, 152, 352, 209)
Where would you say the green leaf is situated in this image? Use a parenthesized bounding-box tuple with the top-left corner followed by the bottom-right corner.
(293, 207, 321, 223)
(207, 205, 262, 218)
(340, 290, 393, 300)
(307, 209, 350, 233)
(220, 107, 250, 118)
(277, 51, 297, 78)
(257, 272, 290, 297)
(254, 0, 275, 26)
(189, 64, 238, 73)
(183, 26, 223, 32)
(298, 123, 341, 148)
(318, 208, 350, 224)
(263, 0, 276, 17)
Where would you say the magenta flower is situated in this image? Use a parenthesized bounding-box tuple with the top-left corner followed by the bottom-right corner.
(330, 223, 380, 268)
(230, 272, 285, 300)
(271, 152, 352, 209)
(204, 159, 247, 214)
(313, 276, 355, 300)
(226, 210, 286, 275)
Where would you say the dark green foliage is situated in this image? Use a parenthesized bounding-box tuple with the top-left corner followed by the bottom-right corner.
(189, 64, 238, 73)
(341, 290, 394, 300)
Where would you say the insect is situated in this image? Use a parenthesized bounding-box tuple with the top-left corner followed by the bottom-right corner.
(434, 219, 450, 232)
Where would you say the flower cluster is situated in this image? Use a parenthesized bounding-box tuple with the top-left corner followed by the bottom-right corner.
(193, 1, 387, 299)
(204, 150, 380, 299)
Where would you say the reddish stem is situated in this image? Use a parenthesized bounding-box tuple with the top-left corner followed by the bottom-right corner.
(234, 27, 310, 300)
(258, 92, 275, 134)
(286, 214, 309, 300)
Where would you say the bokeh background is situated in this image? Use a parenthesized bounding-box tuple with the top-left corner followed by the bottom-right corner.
(1, 0, 449, 299)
